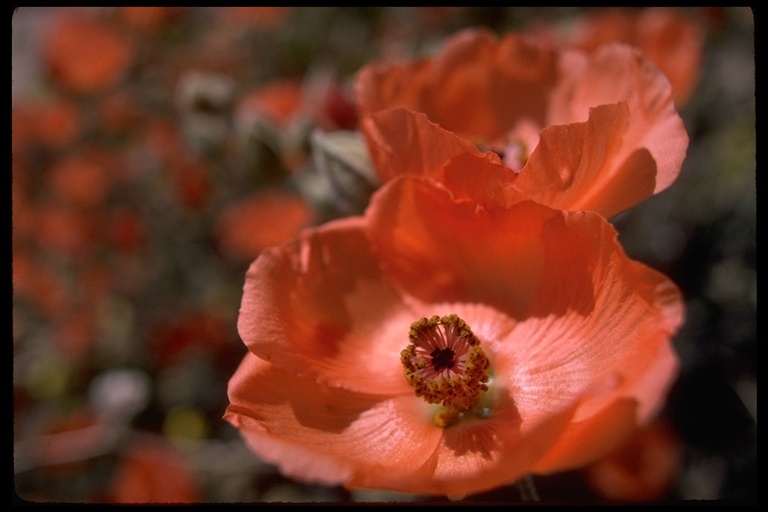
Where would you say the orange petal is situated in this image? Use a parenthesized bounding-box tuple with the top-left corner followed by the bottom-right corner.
(438, 152, 522, 208)
(215, 188, 315, 262)
(583, 418, 684, 501)
(43, 11, 134, 95)
(567, 8, 704, 107)
(385, 393, 576, 497)
(361, 108, 505, 182)
(500, 204, 680, 402)
(519, 102, 658, 217)
(225, 352, 442, 488)
(635, 8, 704, 107)
(532, 399, 640, 475)
(549, 43, 688, 203)
(508, 211, 681, 471)
(531, 331, 679, 472)
(107, 439, 203, 503)
(237, 217, 415, 395)
(366, 177, 554, 316)
(356, 28, 557, 142)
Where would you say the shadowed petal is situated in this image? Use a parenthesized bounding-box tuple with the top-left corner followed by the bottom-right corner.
(356, 29, 558, 142)
(366, 177, 557, 315)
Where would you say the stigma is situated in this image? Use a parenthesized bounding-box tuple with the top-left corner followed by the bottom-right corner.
(401, 315, 490, 419)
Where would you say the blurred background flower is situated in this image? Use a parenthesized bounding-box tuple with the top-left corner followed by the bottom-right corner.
(12, 6, 754, 503)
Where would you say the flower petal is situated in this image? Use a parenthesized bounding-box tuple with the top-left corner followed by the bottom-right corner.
(519, 102, 658, 217)
(491, 206, 682, 407)
(549, 43, 689, 202)
(366, 176, 555, 316)
(225, 352, 443, 487)
(565, 7, 705, 107)
(237, 216, 415, 394)
(361, 108, 503, 182)
(389, 391, 576, 497)
(356, 28, 558, 141)
(496, 209, 682, 471)
(583, 417, 684, 501)
(530, 335, 679, 473)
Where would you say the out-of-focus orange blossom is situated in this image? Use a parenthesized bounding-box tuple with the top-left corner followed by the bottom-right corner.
(584, 418, 684, 501)
(43, 10, 135, 95)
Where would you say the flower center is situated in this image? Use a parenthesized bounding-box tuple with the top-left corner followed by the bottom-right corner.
(476, 137, 529, 174)
(430, 347, 455, 371)
(401, 314, 490, 424)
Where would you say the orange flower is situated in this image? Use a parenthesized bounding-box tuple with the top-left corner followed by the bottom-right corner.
(355, 28, 689, 219)
(215, 188, 316, 263)
(584, 418, 683, 501)
(12, 97, 82, 151)
(554, 8, 705, 107)
(33, 203, 100, 258)
(12, 249, 69, 320)
(236, 80, 307, 130)
(225, 176, 683, 497)
(117, 7, 185, 34)
(96, 90, 145, 135)
(43, 10, 135, 95)
(106, 439, 203, 503)
(46, 152, 112, 209)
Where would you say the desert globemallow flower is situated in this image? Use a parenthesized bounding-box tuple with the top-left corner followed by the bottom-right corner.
(355, 28, 689, 220)
(225, 176, 684, 498)
(43, 9, 135, 96)
(532, 7, 705, 107)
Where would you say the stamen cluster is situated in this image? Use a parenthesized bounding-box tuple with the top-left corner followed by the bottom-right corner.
(401, 314, 490, 411)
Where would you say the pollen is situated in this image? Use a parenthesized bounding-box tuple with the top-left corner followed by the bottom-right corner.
(401, 314, 490, 414)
